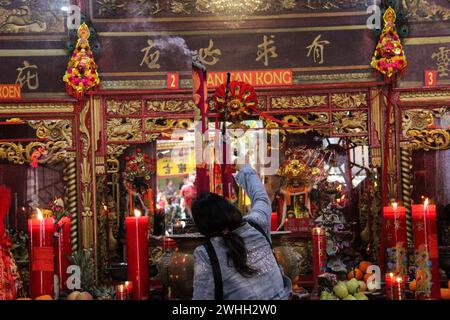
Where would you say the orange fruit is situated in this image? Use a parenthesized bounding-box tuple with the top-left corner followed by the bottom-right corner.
(348, 268, 363, 280)
(409, 280, 417, 292)
(448, 280, 450, 289)
(35, 295, 53, 300)
(16, 298, 32, 300)
(441, 288, 450, 300)
(358, 261, 372, 273)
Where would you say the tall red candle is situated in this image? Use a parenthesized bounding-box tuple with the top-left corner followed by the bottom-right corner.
(270, 213, 279, 231)
(126, 209, 149, 300)
(311, 227, 327, 280)
(412, 200, 441, 299)
(28, 209, 55, 299)
(55, 216, 71, 292)
(382, 203, 408, 276)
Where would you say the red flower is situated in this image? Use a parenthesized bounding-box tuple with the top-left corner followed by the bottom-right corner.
(137, 148, 142, 153)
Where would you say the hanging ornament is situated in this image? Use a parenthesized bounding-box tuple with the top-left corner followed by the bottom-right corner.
(212, 81, 258, 120)
(63, 23, 100, 100)
(370, 7, 407, 81)
(123, 149, 155, 190)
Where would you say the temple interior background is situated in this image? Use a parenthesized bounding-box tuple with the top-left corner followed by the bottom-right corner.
(0, 0, 450, 301)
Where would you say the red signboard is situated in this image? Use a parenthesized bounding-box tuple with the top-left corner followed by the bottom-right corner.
(207, 69, 293, 88)
(285, 218, 314, 233)
(167, 72, 179, 89)
(0, 84, 21, 100)
(424, 70, 437, 87)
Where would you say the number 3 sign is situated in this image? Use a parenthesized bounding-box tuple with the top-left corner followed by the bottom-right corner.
(424, 70, 437, 87)
(167, 73, 179, 90)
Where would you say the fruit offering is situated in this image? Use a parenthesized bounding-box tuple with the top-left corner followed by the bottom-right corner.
(320, 280, 369, 301)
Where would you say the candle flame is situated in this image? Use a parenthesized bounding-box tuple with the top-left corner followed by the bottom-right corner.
(396, 276, 402, 283)
(134, 209, 141, 217)
(424, 198, 429, 210)
(389, 272, 394, 278)
(103, 205, 107, 211)
(36, 208, 43, 220)
(393, 202, 398, 210)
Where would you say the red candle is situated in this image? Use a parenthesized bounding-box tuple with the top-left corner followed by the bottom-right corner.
(126, 209, 149, 300)
(412, 199, 441, 299)
(382, 203, 408, 276)
(270, 212, 279, 231)
(147, 188, 154, 215)
(28, 209, 55, 299)
(55, 216, 71, 292)
(311, 227, 327, 280)
(384, 273, 393, 300)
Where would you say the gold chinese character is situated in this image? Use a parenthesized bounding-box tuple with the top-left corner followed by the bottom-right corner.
(306, 34, 330, 65)
(140, 39, 161, 69)
(256, 35, 278, 67)
(432, 47, 450, 77)
(195, 39, 221, 66)
(15, 60, 39, 90)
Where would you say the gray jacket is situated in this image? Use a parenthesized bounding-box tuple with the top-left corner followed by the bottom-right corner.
(192, 166, 292, 300)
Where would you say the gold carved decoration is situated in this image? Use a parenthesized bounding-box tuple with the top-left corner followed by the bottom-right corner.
(399, 90, 450, 103)
(0, 103, 74, 114)
(295, 72, 373, 83)
(102, 80, 165, 90)
(145, 133, 161, 142)
(280, 113, 329, 126)
(106, 99, 141, 115)
(332, 111, 368, 134)
(350, 136, 369, 146)
(106, 118, 142, 142)
(403, 0, 450, 21)
(79, 102, 93, 251)
(331, 92, 368, 108)
(402, 108, 448, 137)
(64, 153, 78, 253)
(271, 95, 327, 109)
(147, 100, 196, 113)
(0, 2, 64, 33)
(399, 144, 413, 247)
(407, 129, 450, 151)
(27, 120, 73, 147)
(145, 118, 193, 131)
(0, 141, 67, 165)
(106, 144, 130, 174)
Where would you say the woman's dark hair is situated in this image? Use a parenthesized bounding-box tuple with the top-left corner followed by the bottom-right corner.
(192, 192, 257, 277)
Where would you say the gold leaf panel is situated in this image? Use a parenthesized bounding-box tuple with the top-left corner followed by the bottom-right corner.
(106, 118, 142, 142)
(332, 111, 368, 134)
(147, 100, 196, 113)
(271, 95, 327, 109)
(106, 100, 142, 115)
(331, 92, 367, 108)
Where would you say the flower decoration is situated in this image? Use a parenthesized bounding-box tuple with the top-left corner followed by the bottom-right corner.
(123, 148, 155, 190)
(63, 23, 100, 100)
(49, 197, 71, 223)
(371, 7, 407, 80)
(212, 81, 258, 119)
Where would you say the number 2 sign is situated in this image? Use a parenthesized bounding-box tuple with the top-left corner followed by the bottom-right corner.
(167, 72, 179, 90)
(424, 70, 437, 87)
